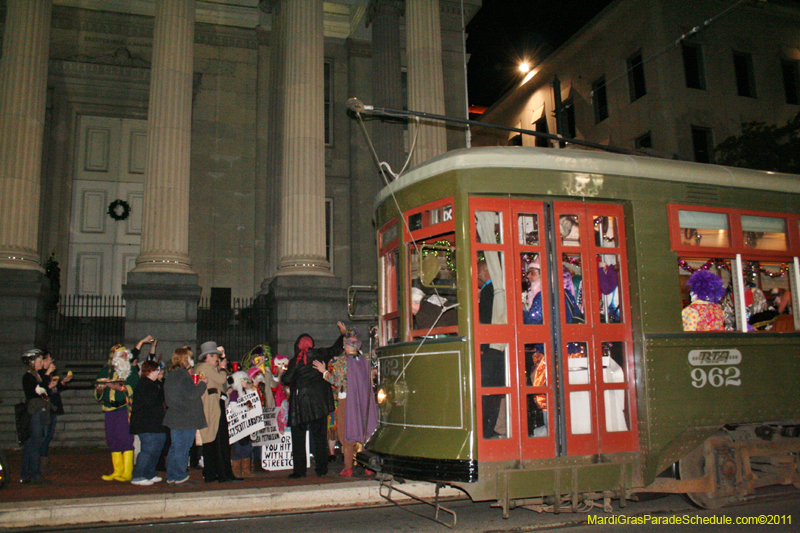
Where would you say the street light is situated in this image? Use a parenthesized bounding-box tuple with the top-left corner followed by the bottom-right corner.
(519, 61, 531, 73)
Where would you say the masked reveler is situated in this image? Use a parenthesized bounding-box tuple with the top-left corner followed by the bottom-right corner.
(313, 326, 378, 476)
(94, 344, 139, 481)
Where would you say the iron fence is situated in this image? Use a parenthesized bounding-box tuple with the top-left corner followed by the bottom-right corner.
(45, 295, 126, 361)
(197, 297, 270, 361)
(45, 295, 270, 364)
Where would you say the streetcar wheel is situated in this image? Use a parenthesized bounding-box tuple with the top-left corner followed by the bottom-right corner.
(678, 437, 741, 509)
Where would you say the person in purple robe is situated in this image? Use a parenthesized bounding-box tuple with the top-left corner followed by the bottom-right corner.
(313, 326, 378, 477)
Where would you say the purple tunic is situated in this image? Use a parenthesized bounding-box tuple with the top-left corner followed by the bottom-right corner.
(104, 408, 134, 452)
(344, 356, 378, 443)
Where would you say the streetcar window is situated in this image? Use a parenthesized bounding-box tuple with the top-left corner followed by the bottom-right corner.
(604, 390, 630, 432)
(569, 391, 592, 435)
(525, 343, 547, 387)
(476, 211, 503, 244)
(678, 210, 730, 248)
(560, 215, 580, 246)
(597, 254, 622, 324)
(593, 216, 618, 247)
(480, 342, 507, 388)
(381, 248, 400, 344)
(518, 213, 539, 245)
(522, 253, 543, 325)
(526, 394, 548, 437)
(408, 233, 458, 337)
(741, 215, 787, 251)
(379, 221, 400, 345)
(747, 261, 792, 330)
(476, 252, 506, 325)
(601, 342, 627, 384)
(678, 260, 732, 331)
(409, 203, 453, 232)
(482, 394, 508, 439)
(562, 254, 585, 324)
(566, 342, 589, 384)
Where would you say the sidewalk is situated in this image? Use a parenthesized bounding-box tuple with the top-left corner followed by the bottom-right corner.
(0, 447, 461, 530)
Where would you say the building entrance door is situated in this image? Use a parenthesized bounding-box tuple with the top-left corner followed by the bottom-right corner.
(68, 116, 147, 296)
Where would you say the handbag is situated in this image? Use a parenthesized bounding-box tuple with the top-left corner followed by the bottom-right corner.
(14, 402, 31, 446)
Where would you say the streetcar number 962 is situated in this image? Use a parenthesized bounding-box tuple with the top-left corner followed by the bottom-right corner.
(690, 366, 741, 388)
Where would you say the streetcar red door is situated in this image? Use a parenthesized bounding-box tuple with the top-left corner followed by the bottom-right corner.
(472, 198, 638, 462)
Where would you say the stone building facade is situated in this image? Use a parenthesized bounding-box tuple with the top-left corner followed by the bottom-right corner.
(0, 0, 480, 379)
(472, 0, 800, 162)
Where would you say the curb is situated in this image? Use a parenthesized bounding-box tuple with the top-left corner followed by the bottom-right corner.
(0, 480, 464, 530)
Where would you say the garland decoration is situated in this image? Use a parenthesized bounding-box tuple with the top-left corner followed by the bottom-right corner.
(421, 240, 456, 272)
(107, 199, 131, 221)
(677, 258, 789, 278)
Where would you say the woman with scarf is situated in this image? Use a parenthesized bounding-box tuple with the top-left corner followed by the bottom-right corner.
(313, 326, 378, 476)
(280, 322, 345, 478)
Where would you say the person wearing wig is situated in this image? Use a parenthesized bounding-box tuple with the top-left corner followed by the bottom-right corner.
(94, 344, 140, 481)
(313, 326, 378, 476)
(682, 270, 726, 331)
(280, 322, 345, 478)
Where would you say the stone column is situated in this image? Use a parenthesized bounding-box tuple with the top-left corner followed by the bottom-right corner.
(0, 0, 52, 375)
(124, 0, 200, 356)
(406, 0, 447, 167)
(133, 0, 195, 274)
(368, 0, 405, 173)
(0, 0, 51, 271)
(277, 0, 331, 276)
(266, 0, 347, 357)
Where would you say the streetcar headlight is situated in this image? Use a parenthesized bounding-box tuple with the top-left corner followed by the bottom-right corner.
(377, 387, 388, 404)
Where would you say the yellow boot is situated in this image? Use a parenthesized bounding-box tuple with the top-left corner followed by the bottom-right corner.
(102, 452, 123, 481)
(113, 450, 134, 481)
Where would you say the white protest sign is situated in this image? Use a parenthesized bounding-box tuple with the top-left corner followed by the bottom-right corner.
(259, 402, 308, 471)
(227, 390, 265, 444)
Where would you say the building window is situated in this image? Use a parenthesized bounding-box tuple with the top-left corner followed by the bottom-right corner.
(733, 51, 756, 98)
(592, 76, 608, 124)
(324, 61, 332, 145)
(691, 126, 713, 163)
(564, 99, 576, 138)
(782, 59, 800, 105)
(682, 43, 706, 90)
(534, 113, 549, 147)
(634, 131, 652, 150)
(627, 51, 647, 102)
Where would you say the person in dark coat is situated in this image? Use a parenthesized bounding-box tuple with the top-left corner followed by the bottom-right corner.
(129, 360, 168, 486)
(280, 322, 345, 478)
(163, 347, 208, 484)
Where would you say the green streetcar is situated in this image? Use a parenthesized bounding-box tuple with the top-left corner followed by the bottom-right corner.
(359, 146, 800, 518)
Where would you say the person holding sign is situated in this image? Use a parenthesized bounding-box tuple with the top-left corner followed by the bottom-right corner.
(313, 326, 378, 477)
(281, 322, 346, 478)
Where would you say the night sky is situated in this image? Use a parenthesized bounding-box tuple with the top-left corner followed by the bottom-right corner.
(466, 0, 614, 108)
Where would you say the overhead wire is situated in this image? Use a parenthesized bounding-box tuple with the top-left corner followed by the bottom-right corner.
(353, 111, 456, 383)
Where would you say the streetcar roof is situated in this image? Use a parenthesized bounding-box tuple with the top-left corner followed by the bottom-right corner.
(375, 147, 800, 208)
